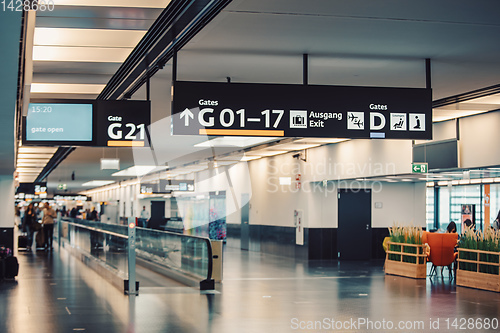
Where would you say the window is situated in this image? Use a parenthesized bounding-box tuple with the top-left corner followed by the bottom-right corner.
(426, 187, 435, 230)
(438, 186, 450, 232)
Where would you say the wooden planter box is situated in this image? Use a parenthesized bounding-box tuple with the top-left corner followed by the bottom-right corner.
(457, 248, 500, 292)
(385, 242, 427, 279)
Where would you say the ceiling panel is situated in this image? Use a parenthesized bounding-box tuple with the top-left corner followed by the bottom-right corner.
(33, 61, 122, 76)
(36, 5, 165, 20)
(35, 16, 157, 30)
(33, 46, 133, 62)
(34, 28, 147, 47)
(31, 83, 106, 94)
(54, 0, 170, 8)
(20, 0, 500, 195)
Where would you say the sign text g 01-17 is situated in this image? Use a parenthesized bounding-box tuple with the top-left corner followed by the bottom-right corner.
(171, 81, 432, 140)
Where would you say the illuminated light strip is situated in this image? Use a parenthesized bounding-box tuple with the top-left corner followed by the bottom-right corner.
(199, 129, 284, 136)
(55, 0, 171, 8)
(107, 141, 145, 147)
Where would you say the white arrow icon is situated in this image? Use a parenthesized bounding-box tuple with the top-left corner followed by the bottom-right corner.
(413, 165, 419, 172)
(180, 108, 194, 126)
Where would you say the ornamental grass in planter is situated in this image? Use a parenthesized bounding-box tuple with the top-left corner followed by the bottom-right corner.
(457, 227, 500, 292)
(385, 225, 427, 279)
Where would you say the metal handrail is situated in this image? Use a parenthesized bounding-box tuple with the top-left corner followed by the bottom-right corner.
(61, 218, 213, 283)
(61, 220, 128, 239)
(135, 226, 213, 282)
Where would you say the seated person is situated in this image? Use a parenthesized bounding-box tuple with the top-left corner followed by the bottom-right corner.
(446, 221, 459, 274)
(463, 218, 474, 230)
(446, 221, 457, 233)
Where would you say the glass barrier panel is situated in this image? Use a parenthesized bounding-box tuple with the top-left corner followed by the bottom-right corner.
(60, 219, 129, 278)
(60, 218, 212, 282)
(136, 227, 210, 281)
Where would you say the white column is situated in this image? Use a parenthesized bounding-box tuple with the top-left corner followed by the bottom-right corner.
(0, 176, 15, 228)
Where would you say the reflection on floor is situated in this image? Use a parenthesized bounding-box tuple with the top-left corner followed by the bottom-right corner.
(1, 245, 500, 332)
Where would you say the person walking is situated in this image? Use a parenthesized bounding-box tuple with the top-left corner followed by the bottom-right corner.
(22, 203, 37, 251)
(42, 203, 57, 250)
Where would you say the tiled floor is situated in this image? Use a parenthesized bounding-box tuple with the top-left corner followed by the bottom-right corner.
(1, 245, 500, 332)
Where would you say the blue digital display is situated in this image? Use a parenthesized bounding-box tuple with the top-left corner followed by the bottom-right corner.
(26, 103, 93, 141)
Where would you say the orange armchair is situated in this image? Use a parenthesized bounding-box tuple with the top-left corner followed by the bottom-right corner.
(426, 232, 458, 277)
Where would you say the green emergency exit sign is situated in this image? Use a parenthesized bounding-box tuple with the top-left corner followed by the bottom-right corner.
(412, 163, 428, 173)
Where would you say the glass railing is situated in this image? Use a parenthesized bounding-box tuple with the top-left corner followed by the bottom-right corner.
(135, 227, 213, 282)
(58, 218, 213, 288)
(59, 218, 129, 279)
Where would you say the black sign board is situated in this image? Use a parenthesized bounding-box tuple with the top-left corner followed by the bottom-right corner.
(140, 183, 159, 195)
(172, 81, 432, 139)
(23, 99, 151, 147)
(23, 99, 95, 146)
(140, 180, 195, 194)
(53, 194, 91, 201)
(159, 179, 194, 192)
(95, 100, 151, 147)
(16, 182, 47, 195)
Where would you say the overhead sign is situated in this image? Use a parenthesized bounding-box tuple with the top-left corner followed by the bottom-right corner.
(140, 183, 159, 195)
(25, 103, 93, 143)
(53, 195, 91, 201)
(412, 163, 428, 173)
(172, 81, 432, 139)
(140, 180, 194, 194)
(24, 99, 151, 147)
(159, 179, 194, 192)
(95, 100, 151, 147)
(16, 182, 47, 195)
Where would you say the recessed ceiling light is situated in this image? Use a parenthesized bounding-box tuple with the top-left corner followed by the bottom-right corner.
(34, 28, 147, 48)
(32, 46, 133, 63)
(82, 180, 115, 187)
(17, 153, 54, 159)
(246, 150, 288, 157)
(18, 147, 57, 154)
(101, 158, 120, 170)
(31, 83, 106, 94)
(54, 0, 171, 8)
(112, 166, 165, 177)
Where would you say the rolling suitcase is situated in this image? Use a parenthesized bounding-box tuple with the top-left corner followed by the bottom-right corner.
(3, 256, 19, 279)
(36, 230, 45, 249)
(18, 234, 28, 250)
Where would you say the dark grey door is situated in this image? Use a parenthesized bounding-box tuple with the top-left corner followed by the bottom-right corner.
(149, 201, 165, 229)
(241, 194, 250, 251)
(337, 189, 372, 260)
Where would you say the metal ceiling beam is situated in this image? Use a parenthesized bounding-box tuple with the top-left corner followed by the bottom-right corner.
(433, 83, 500, 108)
(98, 0, 233, 101)
(35, 147, 76, 183)
(31, 0, 232, 185)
